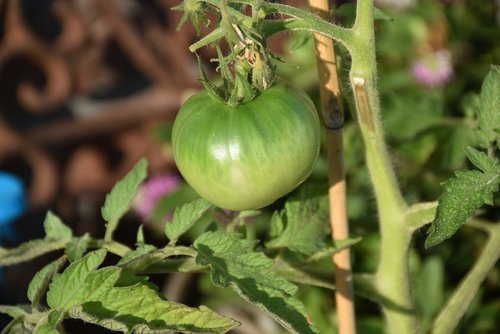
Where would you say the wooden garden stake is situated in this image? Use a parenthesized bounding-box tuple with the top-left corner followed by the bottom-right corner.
(306, 0, 357, 333)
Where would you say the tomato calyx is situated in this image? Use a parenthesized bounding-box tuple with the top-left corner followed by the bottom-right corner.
(179, 0, 279, 106)
(173, 0, 211, 34)
(197, 46, 275, 107)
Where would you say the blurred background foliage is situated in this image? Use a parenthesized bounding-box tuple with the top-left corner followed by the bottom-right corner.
(0, 0, 499, 333)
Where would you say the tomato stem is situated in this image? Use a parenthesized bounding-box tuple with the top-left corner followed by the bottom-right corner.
(348, 2, 418, 333)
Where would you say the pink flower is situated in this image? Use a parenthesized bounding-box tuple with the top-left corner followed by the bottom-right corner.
(412, 49, 454, 87)
(134, 174, 181, 219)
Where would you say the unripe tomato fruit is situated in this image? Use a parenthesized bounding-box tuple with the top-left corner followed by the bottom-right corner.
(172, 81, 320, 210)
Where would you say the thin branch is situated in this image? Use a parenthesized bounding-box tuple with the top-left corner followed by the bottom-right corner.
(406, 201, 438, 232)
(432, 224, 500, 334)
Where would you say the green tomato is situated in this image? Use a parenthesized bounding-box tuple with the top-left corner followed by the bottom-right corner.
(172, 81, 321, 210)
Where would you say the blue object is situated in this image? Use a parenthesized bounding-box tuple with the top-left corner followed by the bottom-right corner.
(0, 171, 27, 226)
(0, 172, 26, 282)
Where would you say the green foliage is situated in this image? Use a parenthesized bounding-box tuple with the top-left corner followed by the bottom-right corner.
(476, 66, 500, 148)
(136, 225, 145, 244)
(66, 267, 238, 333)
(425, 148, 499, 248)
(266, 192, 330, 255)
(28, 257, 66, 309)
(102, 158, 148, 239)
(65, 234, 90, 262)
(117, 244, 157, 266)
(425, 66, 500, 248)
(165, 198, 212, 244)
(47, 249, 109, 309)
(43, 212, 73, 241)
(0, 239, 67, 266)
(383, 93, 444, 140)
(415, 256, 445, 331)
(194, 231, 319, 334)
(2, 248, 238, 333)
(0, 212, 74, 266)
(35, 310, 64, 334)
(35, 325, 58, 334)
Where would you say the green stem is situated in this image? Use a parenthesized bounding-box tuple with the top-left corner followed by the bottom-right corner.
(348, 2, 416, 333)
(375, 221, 417, 334)
(104, 220, 116, 242)
(258, 1, 352, 48)
(191, 0, 353, 52)
(143, 258, 208, 274)
(161, 245, 198, 257)
(406, 201, 438, 232)
(121, 246, 198, 274)
(261, 18, 351, 50)
(89, 239, 131, 257)
(432, 224, 500, 334)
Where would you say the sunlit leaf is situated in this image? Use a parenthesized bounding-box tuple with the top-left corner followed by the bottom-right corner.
(195, 231, 319, 334)
(102, 159, 148, 238)
(165, 199, 212, 244)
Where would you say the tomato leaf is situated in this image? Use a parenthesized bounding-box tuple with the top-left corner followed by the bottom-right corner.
(34, 322, 59, 334)
(475, 65, 500, 148)
(266, 193, 330, 255)
(47, 249, 108, 310)
(65, 234, 91, 263)
(415, 256, 445, 325)
(305, 237, 362, 263)
(0, 213, 74, 266)
(272, 258, 335, 291)
(466, 146, 499, 174)
(0, 239, 68, 266)
(269, 211, 285, 238)
(33, 310, 64, 334)
(165, 198, 212, 245)
(47, 309, 64, 328)
(136, 225, 145, 244)
(425, 150, 500, 248)
(28, 256, 66, 309)
(65, 266, 238, 333)
(194, 231, 319, 334)
(383, 93, 444, 140)
(44, 212, 72, 242)
(117, 244, 157, 266)
(101, 159, 148, 239)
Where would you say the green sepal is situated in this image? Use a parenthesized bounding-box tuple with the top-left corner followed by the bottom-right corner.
(235, 70, 256, 105)
(196, 54, 226, 104)
(215, 45, 234, 93)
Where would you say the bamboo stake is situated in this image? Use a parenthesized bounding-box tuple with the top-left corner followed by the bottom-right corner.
(306, 0, 356, 333)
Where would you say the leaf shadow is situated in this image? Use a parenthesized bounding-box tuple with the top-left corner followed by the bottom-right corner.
(196, 243, 318, 334)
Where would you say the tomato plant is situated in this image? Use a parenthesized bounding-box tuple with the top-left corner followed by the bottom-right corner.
(172, 81, 321, 210)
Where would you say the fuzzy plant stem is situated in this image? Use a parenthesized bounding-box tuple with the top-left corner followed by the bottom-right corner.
(349, 1, 417, 333)
(306, 0, 356, 333)
(432, 223, 500, 334)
